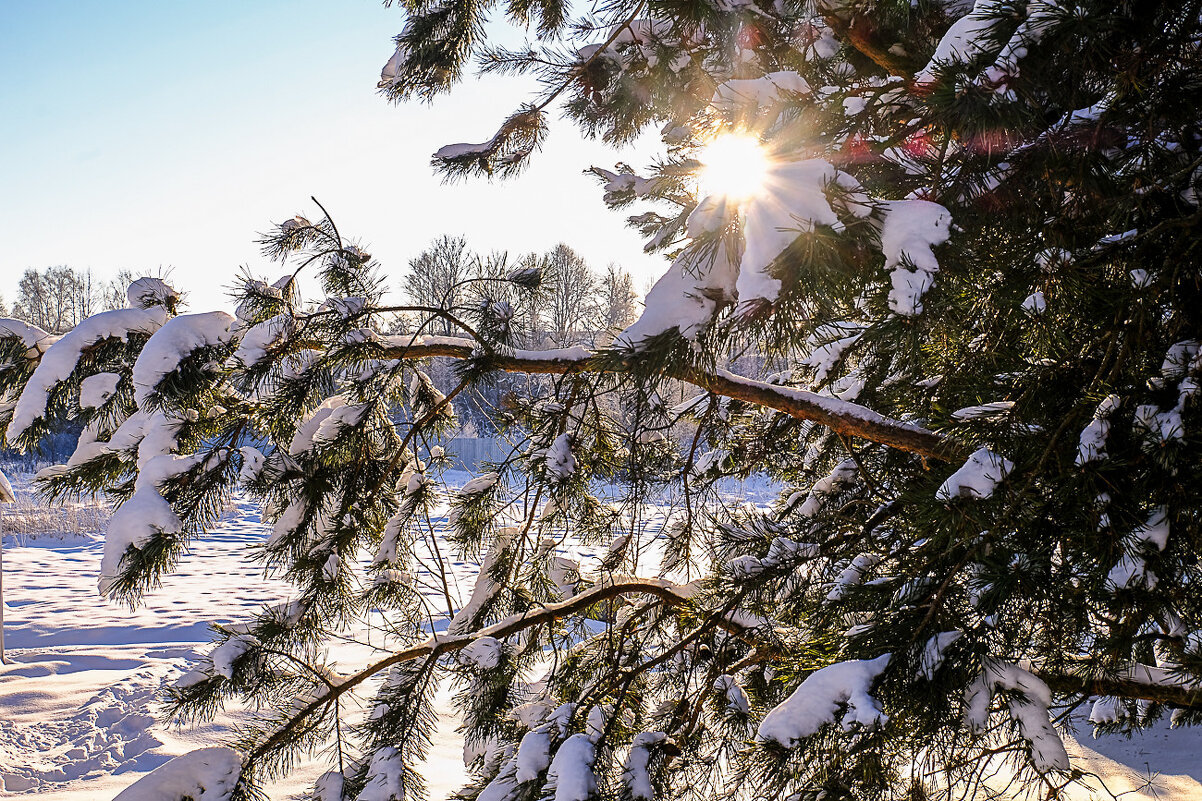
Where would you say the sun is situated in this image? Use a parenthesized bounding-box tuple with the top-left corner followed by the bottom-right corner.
(698, 133, 770, 201)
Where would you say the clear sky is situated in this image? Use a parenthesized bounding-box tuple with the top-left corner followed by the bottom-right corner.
(0, 0, 663, 313)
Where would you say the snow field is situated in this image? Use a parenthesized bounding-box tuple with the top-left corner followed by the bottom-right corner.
(0, 471, 1199, 799)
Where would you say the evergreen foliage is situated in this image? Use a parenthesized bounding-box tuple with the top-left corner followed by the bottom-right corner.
(3, 1, 1202, 799)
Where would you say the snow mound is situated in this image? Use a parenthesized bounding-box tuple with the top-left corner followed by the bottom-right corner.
(112, 746, 242, 801)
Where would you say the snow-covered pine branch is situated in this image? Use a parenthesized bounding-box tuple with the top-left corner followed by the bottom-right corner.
(6, 0, 1202, 798)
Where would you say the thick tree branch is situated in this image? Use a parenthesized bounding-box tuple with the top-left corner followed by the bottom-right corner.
(245, 578, 696, 765)
(373, 336, 962, 461)
(1038, 662, 1202, 711)
(819, 7, 915, 79)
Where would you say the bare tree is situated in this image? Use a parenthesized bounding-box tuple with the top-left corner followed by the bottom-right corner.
(100, 269, 137, 311)
(599, 262, 638, 333)
(401, 235, 473, 335)
(11, 266, 111, 332)
(542, 243, 600, 347)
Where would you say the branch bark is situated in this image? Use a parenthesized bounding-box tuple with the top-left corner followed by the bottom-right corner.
(1038, 662, 1202, 711)
(245, 578, 695, 765)
(373, 336, 963, 462)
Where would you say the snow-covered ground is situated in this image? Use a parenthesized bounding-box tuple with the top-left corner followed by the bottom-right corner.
(1, 471, 1199, 799)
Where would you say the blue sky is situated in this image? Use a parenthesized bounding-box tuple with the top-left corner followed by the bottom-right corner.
(0, 0, 662, 312)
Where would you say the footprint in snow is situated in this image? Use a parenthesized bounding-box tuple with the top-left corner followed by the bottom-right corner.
(0, 667, 170, 793)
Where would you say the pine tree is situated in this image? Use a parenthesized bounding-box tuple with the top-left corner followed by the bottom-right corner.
(3, 1, 1202, 799)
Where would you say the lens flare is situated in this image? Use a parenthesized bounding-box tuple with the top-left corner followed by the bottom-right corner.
(699, 134, 770, 201)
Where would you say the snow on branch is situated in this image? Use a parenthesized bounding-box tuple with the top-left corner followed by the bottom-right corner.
(369, 336, 959, 461)
(7, 306, 169, 444)
(112, 746, 241, 801)
(757, 654, 892, 747)
(963, 661, 1068, 773)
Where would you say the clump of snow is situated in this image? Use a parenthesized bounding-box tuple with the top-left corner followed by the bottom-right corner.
(801, 326, 863, 384)
(232, 313, 291, 367)
(373, 508, 407, 566)
(545, 733, 597, 801)
(881, 199, 953, 316)
(132, 312, 235, 406)
(0, 468, 14, 503)
(314, 771, 345, 801)
(126, 277, 180, 310)
(713, 675, 751, 715)
(112, 746, 241, 801)
(269, 499, 307, 550)
(757, 654, 891, 746)
(1076, 395, 1120, 464)
(1089, 696, 1127, 726)
(289, 395, 368, 455)
(325, 296, 365, 318)
(617, 243, 737, 346)
(448, 530, 513, 634)
(739, 159, 846, 310)
(238, 446, 266, 484)
(963, 661, 1069, 772)
(936, 448, 1012, 501)
(459, 471, 500, 496)
(435, 140, 496, 160)
(8, 306, 168, 443)
(209, 634, 257, 680)
(459, 636, 502, 670)
(951, 401, 1014, 420)
(979, 1, 1061, 97)
(1022, 291, 1047, 314)
(825, 553, 881, 603)
(622, 732, 668, 801)
(1108, 553, 1156, 591)
(1133, 507, 1170, 551)
(794, 458, 858, 517)
(549, 554, 581, 599)
(1108, 508, 1170, 591)
(0, 318, 54, 355)
(79, 372, 122, 409)
(100, 484, 184, 596)
(1133, 340, 1200, 443)
(545, 433, 577, 479)
(619, 157, 875, 344)
(919, 631, 962, 679)
(321, 552, 340, 582)
(358, 746, 404, 801)
(590, 166, 656, 202)
(915, 0, 1001, 84)
(514, 729, 553, 783)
